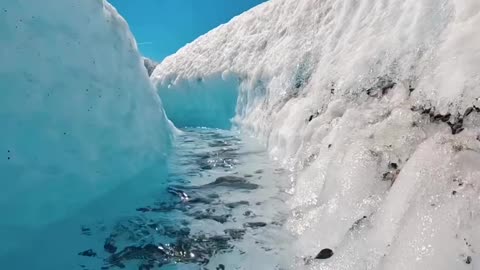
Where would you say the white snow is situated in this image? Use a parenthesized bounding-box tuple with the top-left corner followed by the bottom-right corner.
(152, 0, 480, 269)
(0, 0, 170, 241)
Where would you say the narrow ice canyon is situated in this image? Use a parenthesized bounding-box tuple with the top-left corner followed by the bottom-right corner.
(1, 0, 480, 269)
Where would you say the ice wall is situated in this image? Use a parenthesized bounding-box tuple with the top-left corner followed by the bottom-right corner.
(0, 0, 170, 236)
(157, 75, 239, 129)
(152, 0, 480, 269)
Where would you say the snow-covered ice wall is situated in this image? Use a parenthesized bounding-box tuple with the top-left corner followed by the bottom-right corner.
(0, 0, 170, 238)
(152, 0, 480, 269)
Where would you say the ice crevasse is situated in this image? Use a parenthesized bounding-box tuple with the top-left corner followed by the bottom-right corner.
(152, 0, 480, 269)
(0, 0, 171, 251)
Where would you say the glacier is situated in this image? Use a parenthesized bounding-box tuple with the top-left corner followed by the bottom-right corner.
(152, 0, 480, 269)
(0, 0, 171, 255)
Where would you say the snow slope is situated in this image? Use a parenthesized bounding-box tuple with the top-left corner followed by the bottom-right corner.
(0, 0, 170, 241)
(152, 0, 480, 269)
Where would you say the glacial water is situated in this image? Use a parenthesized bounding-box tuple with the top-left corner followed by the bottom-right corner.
(0, 128, 293, 270)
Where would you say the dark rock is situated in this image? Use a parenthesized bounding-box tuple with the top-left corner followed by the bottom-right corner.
(243, 222, 267, 229)
(466, 256, 472, 264)
(78, 249, 97, 257)
(388, 163, 398, 170)
(448, 120, 464, 135)
(81, 226, 91, 235)
(254, 169, 264, 174)
(217, 264, 226, 270)
(225, 201, 250, 208)
(315, 248, 334, 259)
(307, 111, 320, 122)
(104, 237, 117, 254)
(464, 107, 474, 117)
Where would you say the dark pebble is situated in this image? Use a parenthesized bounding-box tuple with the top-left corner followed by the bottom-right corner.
(243, 222, 267, 229)
(216, 264, 226, 270)
(225, 201, 250, 208)
(78, 249, 96, 257)
(388, 162, 398, 170)
(315, 248, 334, 259)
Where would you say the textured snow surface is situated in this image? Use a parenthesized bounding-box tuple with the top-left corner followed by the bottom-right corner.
(0, 0, 170, 237)
(152, 0, 480, 269)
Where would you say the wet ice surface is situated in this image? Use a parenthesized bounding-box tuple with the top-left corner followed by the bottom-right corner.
(74, 128, 293, 270)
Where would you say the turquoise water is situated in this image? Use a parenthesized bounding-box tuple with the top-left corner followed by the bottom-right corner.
(0, 128, 293, 269)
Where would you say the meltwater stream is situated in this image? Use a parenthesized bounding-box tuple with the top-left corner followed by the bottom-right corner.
(2, 128, 293, 270)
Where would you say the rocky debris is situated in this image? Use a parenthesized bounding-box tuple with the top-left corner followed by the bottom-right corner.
(224, 229, 246, 240)
(366, 76, 396, 98)
(411, 105, 480, 135)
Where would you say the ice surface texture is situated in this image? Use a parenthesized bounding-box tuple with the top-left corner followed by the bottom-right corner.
(0, 0, 170, 238)
(152, 0, 480, 269)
